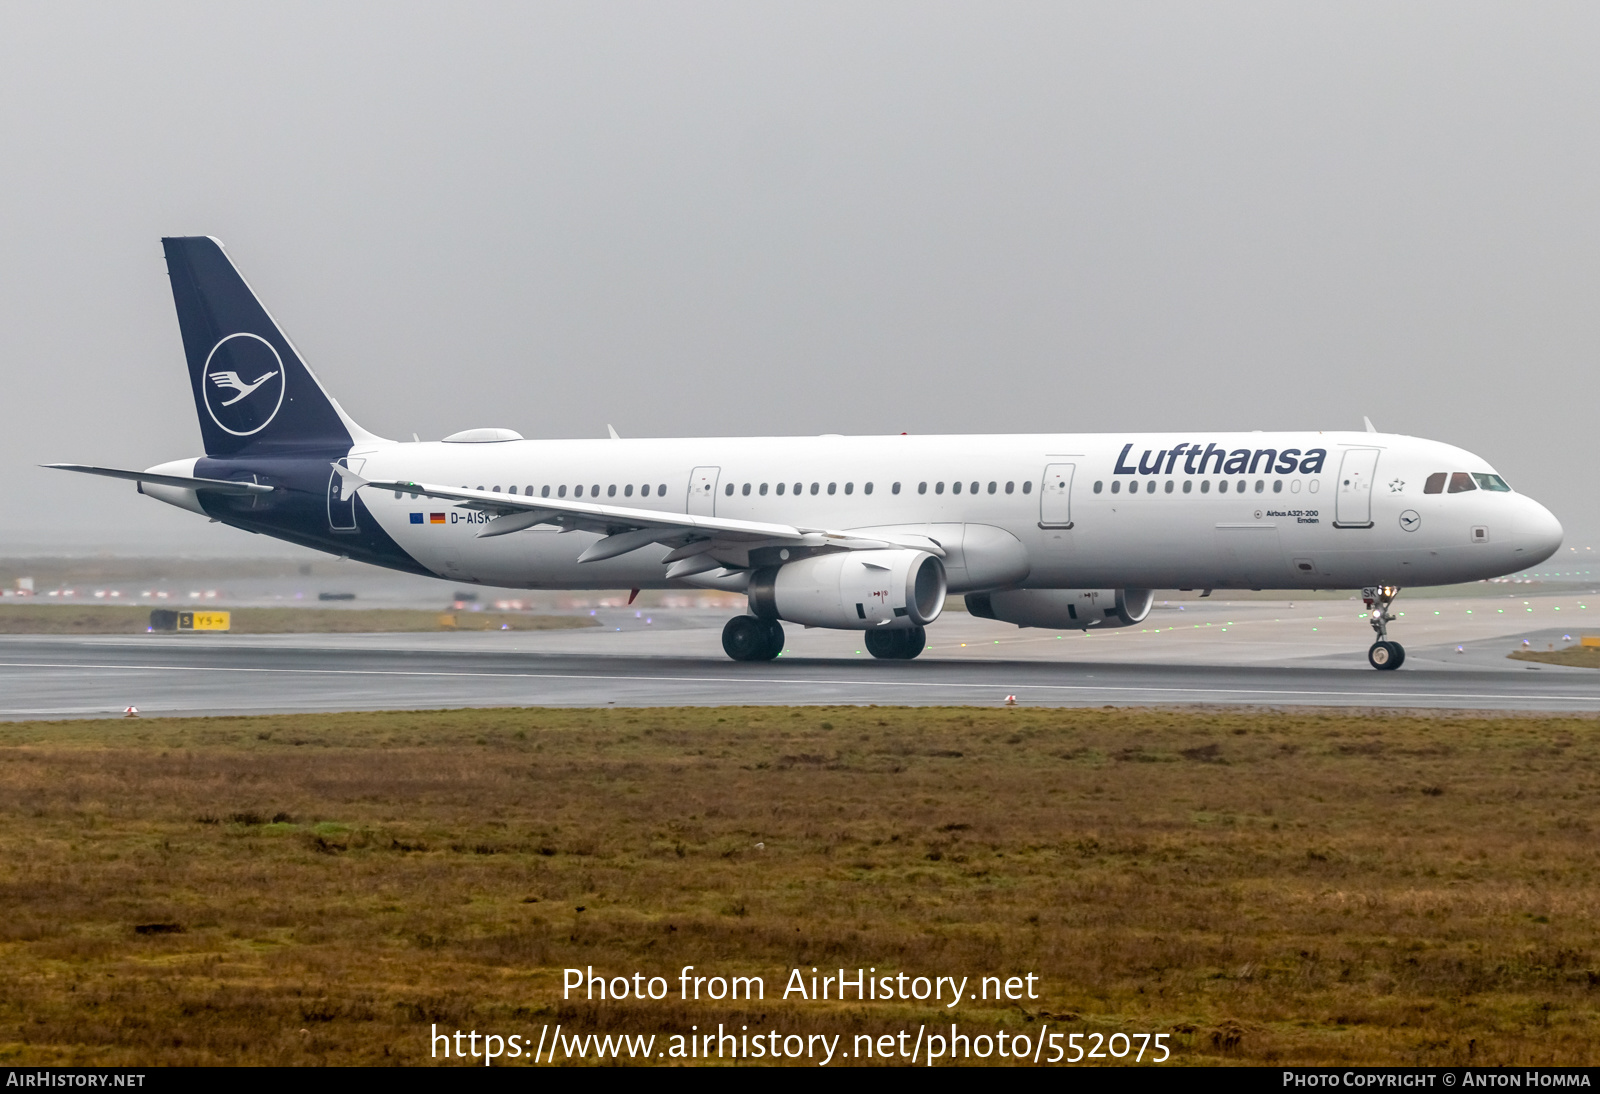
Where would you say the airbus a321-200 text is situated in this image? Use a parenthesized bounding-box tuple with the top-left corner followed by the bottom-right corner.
(50, 237, 1564, 669)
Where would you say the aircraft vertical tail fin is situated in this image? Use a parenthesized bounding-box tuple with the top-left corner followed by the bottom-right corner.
(161, 236, 379, 457)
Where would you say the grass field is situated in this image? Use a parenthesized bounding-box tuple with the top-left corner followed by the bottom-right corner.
(1511, 645, 1600, 670)
(1, 706, 1597, 1067)
(0, 604, 596, 634)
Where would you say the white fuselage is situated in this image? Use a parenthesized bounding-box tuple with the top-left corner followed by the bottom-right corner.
(330, 430, 1562, 592)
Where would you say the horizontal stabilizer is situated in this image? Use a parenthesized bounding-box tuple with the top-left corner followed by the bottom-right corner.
(43, 463, 274, 496)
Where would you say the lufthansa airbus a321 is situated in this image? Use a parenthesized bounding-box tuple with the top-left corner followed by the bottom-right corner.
(49, 237, 1564, 669)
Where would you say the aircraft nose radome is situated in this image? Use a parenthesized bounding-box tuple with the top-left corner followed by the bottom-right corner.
(1516, 498, 1564, 566)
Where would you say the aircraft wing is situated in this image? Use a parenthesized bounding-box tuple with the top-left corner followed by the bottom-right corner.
(44, 463, 274, 496)
(347, 468, 943, 573)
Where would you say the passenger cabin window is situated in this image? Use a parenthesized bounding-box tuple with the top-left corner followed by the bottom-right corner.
(1473, 473, 1511, 492)
(1273, 480, 1282, 493)
(659, 484, 668, 495)
(935, 482, 945, 495)
(640, 484, 651, 497)
(1093, 481, 1103, 494)
(951, 481, 961, 494)
(1183, 481, 1192, 493)
(918, 482, 927, 494)
(574, 485, 583, 497)
(558, 485, 567, 498)
(725, 483, 734, 496)
(970, 481, 979, 494)
(1200, 481, 1211, 494)
(810, 483, 820, 495)
(1448, 472, 1477, 493)
(1110, 480, 1121, 494)
(1218, 481, 1228, 493)
(1005, 481, 1014, 494)
(608, 485, 617, 497)
(542, 486, 551, 497)
(759, 483, 768, 495)
(742, 483, 751, 496)
(1165, 480, 1174, 493)
(827, 482, 836, 495)
(776, 483, 786, 495)
(864, 482, 873, 495)
(1022, 481, 1032, 494)
(843, 482, 853, 495)
(1424, 473, 1447, 494)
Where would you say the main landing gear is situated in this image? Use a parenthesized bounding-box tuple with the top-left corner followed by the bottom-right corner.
(722, 616, 785, 662)
(865, 626, 927, 661)
(721, 618, 930, 662)
(1364, 585, 1405, 671)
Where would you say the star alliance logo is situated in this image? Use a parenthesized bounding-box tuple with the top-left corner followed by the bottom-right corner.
(202, 333, 286, 436)
(1388, 479, 1406, 493)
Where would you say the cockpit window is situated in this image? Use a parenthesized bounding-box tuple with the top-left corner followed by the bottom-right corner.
(1472, 473, 1511, 492)
(1448, 472, 1476, 493)
(1424, 472, 1447, 494)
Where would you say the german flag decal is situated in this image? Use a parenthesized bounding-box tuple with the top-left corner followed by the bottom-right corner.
(429, 513, 447, 524)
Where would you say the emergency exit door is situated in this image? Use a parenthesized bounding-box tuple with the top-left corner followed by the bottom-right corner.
(1039, 463, 1076, 529)
(687, 466, 720, 517)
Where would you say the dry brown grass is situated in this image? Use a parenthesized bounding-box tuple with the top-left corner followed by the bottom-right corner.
(0, 706, 1597, 1066)
(1511, 645, 1600, 670)
(0, 604, 595, 634)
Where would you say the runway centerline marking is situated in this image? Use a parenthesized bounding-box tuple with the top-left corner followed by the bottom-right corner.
(0, 660, 1595, 706)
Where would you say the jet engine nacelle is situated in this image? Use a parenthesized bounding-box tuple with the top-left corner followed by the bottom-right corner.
(748, 549, 946, 630)
(965, 588, 1155, 630)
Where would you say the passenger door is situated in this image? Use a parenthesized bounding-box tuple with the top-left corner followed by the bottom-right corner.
(1038, 463, 1075, 529)
(327, 458, 365, 532)
(1333, 448, 1380, 529)
(686, 466, 720, 517)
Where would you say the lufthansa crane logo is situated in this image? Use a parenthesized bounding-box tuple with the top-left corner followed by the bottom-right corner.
(202, 333, 285, 436)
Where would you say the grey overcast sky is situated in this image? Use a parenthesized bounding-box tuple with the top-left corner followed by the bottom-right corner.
(2, 2, 1596, 555)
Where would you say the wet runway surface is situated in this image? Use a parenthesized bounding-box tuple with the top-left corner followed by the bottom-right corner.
(1, 609, 1596, 718)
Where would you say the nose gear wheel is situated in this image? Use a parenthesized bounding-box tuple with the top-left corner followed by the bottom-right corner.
(1368, 640, 1405, 670)
(1362, 586, 1405, 670)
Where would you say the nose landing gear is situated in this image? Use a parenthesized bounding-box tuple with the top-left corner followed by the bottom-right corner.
(1363, 586, 1405, 670)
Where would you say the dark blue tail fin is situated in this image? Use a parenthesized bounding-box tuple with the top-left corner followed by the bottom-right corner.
(163, 236, 372, 457)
